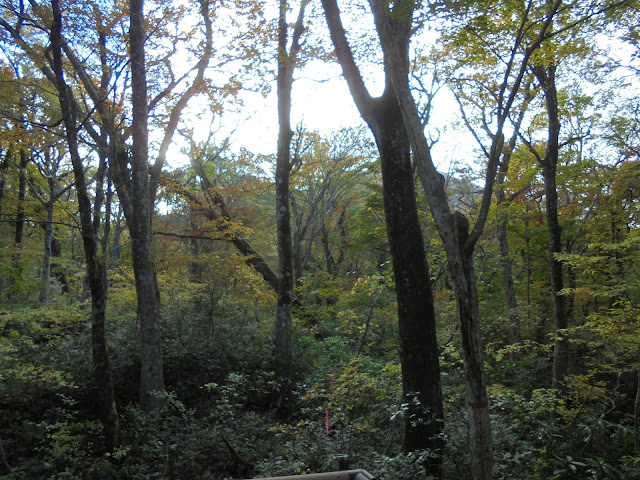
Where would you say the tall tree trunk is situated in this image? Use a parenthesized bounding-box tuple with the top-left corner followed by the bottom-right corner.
(523, 205, 534, 342)
(101, 167, 113, 288)
(49, 0, 120, 449)
(497, 218, 521, 344)
(377, 92, 444, 460)
(448, 213, 493, 478)
(93, 151, 109, 290)
(369, 1, 560, 473)
(290, 193, 303, 285)
(39, 199, 54, 303)
(14, 150, 28, 246)
(274, 0, 308, 407)
(321, 1, 444, 470)
(0, 148, 9, 220)
(533, 64, 568, 390)
(495, 136, 523, 346)
(110, 207, 124, 269)
(129, 0, 165, 411)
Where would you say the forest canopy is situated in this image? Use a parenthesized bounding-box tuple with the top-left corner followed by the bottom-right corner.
(0, 0, 639, 478)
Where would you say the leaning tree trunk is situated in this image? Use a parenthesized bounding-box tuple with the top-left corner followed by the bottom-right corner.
(49, 0, 120, 449)
(130, 0, 165, 411)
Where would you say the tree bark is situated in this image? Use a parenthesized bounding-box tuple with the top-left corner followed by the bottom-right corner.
(321, 1, 444, 470)
(101, 166, 113, 285)
(291, 193, 305, 285)
(93, 149, 110, 291)
(49, 0, 120, 450)
(377, 93, 444, 460)
(129, 0, 165, 411)
(110, 209, 125, 268)
(449, 214, 493, 479)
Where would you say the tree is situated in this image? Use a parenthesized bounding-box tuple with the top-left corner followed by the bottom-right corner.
(165, 134, 333, 338)
(368, 0, 578, 476)
(13, 150, 28, 247)
(49, 0, 120, 449)
(434, 10, 548, 349)
(44, 0, 219, 411)
(517, 1, 617, 388)
(128, 0, 165, 412)
(528, 60, 570, 389)
(322, 0, 444, 469)
(496, 133, 526, 346)
(27, 144, 73, 304)
(289, 129, 373, 285)
(274, 0, 309, 406)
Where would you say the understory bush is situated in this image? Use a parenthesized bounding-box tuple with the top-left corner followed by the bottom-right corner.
(1, 297, 640, 479)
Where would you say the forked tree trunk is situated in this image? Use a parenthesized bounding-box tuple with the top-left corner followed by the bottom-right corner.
(368, 2, 494, 475)
(321, 1, 444, 472)
(370, 1, 561, 475)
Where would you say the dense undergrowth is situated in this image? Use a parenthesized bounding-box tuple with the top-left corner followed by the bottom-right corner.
(1, 283, 638, 480)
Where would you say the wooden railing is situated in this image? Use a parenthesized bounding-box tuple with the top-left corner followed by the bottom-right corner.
(249, 469, 377, 480)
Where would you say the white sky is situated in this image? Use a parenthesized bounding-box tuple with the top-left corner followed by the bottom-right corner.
(177, 58, 473, 175)
(162, 2, 481, 176)
(229, 61, 364, 156)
